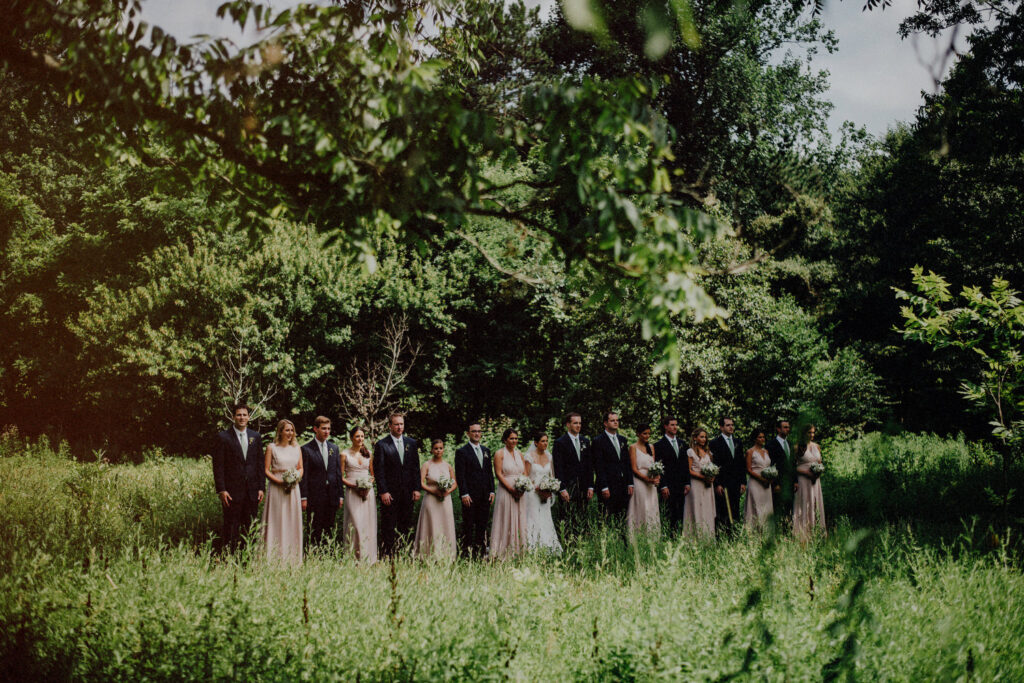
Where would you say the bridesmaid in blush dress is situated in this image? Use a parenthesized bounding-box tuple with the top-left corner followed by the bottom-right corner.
(793, 424, 826, 541)
(262, 419, 304, 564)
(626, 424, 661, 539)
(489, 428, 529, 560)
(743, 428, 775, 528)
(414, 438, 458, 560)
(341, 426, 378, 565)
(682, 427, 717, 539)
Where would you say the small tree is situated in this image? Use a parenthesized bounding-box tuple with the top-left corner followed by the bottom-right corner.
(335, 314, 422, 440)
(215, 326, 279, 430)
(896, 266, 1024, 516)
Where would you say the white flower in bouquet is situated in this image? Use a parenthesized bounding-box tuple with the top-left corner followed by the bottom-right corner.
(809, 463, 825, 476)
(647, 462, 665, 478)
(436, 473, 455, 493)
(513, 475, 534, 493)
(281, 468, 301, 493)
(700, 463, 720, 481)
(537, 474, 561, 493)
(355, 475, 375, 490)
(761, 465, 779, 482)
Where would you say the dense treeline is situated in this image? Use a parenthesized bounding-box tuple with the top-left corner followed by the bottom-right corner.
(1, 1, 1021, 458)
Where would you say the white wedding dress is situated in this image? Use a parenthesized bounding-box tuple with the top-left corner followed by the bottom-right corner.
(524, 448, 562, 554)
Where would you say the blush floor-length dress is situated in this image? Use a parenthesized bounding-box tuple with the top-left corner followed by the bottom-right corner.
(744, 447, 775, 527)
(793, 442, 826, 540)
(627, 445, 661, 539)
(414, 460, 458, 560)
(489, 447, 529, 560)
(262, 442, 303, 564)
(682, 448, 716, 539)
(342, 449, 378, 565)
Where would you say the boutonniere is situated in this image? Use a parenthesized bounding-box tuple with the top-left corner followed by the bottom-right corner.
(248, 437, 255, 445)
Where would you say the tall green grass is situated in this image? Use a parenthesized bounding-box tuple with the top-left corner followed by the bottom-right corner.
(1, 433, 1022, 680)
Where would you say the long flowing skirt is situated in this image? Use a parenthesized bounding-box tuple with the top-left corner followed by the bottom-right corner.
(262, 483, 302, 564)
(744, 477, 775, 528)
(490, 487, 528, 559)
(627, 479, 661, 539)
(344, 488, 378, 564)
(682, 482, 716, 538)
(793, 474, 826, 540)
(414, 493, 457, 560)
(524, 492, 562, 553)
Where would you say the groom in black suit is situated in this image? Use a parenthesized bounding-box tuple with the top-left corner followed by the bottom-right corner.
(454, 422, 494, 558)
(211, 403, 265, 551)
(653, 416, 690, 533)
(709, 416, 745, 535)
(591, 411, 633, 521)
(552, 412, 593, 537)
(299, 416, 343, 547)
(373, 412, 421, 556)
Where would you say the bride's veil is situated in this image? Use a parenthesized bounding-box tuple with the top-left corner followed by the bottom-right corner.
(524, 441, 539, 464)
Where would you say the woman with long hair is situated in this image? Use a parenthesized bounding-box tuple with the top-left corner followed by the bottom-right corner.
(743, 428, 775, 528)
(490, 428, 529, 559)
(414, 438, 459, 559)
(262, 419, 303, 563)
(682, 427, 716, 538)
(793, 424, 826, 540)
(341, 425, 377, 564)
(626, 423, 661, 539)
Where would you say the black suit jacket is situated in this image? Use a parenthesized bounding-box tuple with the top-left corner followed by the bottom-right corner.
(766, 436, 795, 478)
(212, 428, 265, 502)
(653, 435, 690, 494)
(552, 433, 593, 495)
(372, 435, 421, 497)
(299, 439, 342, 508)
(709, 434, 745, 490)
(591, 432, 632, 497)
(454, 442, 494, 500)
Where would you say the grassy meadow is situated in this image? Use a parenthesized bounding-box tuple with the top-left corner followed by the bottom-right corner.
(1, 432, 1022, 681)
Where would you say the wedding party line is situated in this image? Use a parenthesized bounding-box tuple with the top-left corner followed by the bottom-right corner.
(212, 405, 828, 564)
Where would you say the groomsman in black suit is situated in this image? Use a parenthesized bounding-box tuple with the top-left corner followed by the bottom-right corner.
(709, 416, 745, 535)
(653, 416, 690, 533)
(766, 419, 797, 513)
(454, 422, 494, 558)
(373, 412, 421, 556)
(552, 412, 594, 537)
(211, 403, 265, 551)
(591, 411, 633, 521)
(299, 416, 343, 547)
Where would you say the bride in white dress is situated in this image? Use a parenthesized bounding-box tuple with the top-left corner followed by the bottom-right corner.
(524, 433, 562, 554)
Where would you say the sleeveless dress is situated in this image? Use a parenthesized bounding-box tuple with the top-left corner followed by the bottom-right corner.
(414, 460, 458, 559)
(490, 447, 529, 560)
(342, 449, 377, 565)
(682, 448, 716, 538)
(627, 444, 661, 539)
(262, 443, 303, 564)
(793, 442, 826, 540)
(744, 447, 774, 527)
(524, 452, 562, 554)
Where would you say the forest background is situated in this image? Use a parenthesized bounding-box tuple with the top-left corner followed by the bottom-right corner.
(1, 0, 1021, 465)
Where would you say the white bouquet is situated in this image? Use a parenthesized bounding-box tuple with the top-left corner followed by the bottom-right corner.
(281, 468, 301, 493)
(700, 463, 720, 485)
(761, 465, 779, 483)
(809, 463, 825, 476)
(537, 474, 561, 493)
(435, 473, 455, 493)
(355, 475, 375, 491)
(513, 475, 534, 493)
(647, 462, 665, 478)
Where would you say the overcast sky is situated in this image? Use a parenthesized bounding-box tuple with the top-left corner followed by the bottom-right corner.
(141, 0, 969, 137)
